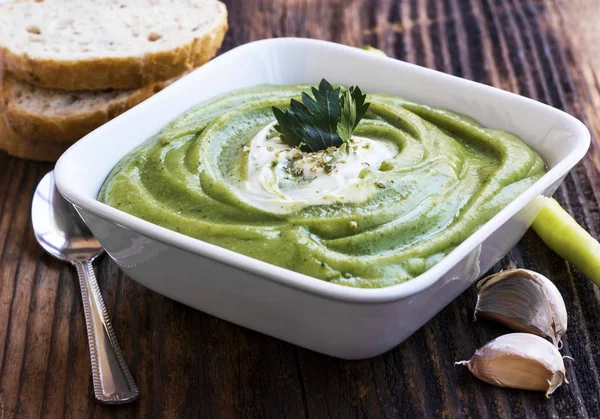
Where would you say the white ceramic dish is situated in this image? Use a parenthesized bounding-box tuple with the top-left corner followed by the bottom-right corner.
(55, 38, 590, 359)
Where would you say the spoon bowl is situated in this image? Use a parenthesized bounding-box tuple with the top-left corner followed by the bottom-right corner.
(32, 171, 104, 262)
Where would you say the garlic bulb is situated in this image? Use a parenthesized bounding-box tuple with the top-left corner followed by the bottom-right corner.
(474, 269, 567, 347)
(456, 333, 568, 397)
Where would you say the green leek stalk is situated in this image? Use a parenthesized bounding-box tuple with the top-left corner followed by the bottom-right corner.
(361, 46, 387, 56)
(531, 196, 600, 287)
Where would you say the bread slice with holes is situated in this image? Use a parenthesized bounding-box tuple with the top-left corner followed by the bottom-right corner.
(1, 73, 178, 143)
(0, 0, 228, 90)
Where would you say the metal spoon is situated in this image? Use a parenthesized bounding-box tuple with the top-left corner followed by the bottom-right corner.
(31, 171, 139, 404)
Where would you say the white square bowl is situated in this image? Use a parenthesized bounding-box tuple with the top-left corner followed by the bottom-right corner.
(55, 38, 590, 359)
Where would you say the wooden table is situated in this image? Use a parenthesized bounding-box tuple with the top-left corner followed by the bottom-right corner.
(1, 0, 599, 417)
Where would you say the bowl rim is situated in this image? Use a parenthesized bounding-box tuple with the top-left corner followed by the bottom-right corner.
(55, 37, 591, 304)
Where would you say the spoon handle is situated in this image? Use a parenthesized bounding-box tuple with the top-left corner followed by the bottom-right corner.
(73, 260, 139, 404)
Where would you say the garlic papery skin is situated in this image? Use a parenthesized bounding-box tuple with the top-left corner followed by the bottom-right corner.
(474, 269, 567, 347)
(456, 333, 568, 397)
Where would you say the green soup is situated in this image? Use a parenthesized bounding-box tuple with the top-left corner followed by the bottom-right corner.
(98, 85, 546, 288)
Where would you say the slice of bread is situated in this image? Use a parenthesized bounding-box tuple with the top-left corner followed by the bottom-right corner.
(0, 0, 228, 90)
(1, 73, 177, 143)
(0, 109, 70, 161)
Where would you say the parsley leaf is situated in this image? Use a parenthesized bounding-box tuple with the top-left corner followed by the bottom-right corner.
(337, 86, 370, 142)
(272, 79, 370, 152)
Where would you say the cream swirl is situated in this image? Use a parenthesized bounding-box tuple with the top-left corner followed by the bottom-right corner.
(236, 122, 399, 213)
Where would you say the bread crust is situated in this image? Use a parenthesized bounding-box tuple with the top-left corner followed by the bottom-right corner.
(0, 109, 70, 161)
(0, 10, 228, 91)
(1, 75, 169, 143)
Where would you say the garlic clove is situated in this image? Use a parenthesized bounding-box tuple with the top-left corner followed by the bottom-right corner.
(456, 333, 568, 397)
(474, 269, 567, 347)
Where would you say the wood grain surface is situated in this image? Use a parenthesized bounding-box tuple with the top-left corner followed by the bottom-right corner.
(1, 0, 600, 417)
